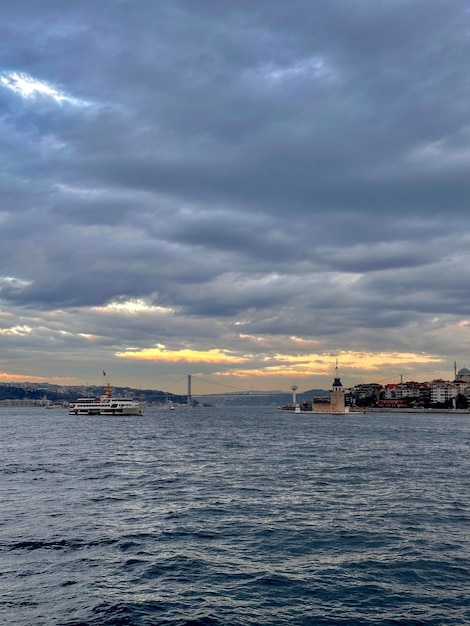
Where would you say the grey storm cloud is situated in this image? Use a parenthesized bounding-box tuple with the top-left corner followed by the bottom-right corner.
(1, 0, 469, 388)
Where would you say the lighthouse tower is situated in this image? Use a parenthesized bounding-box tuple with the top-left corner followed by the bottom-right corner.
(291, 385, 298, 405)
(330, 376, 345, 412)
(330, 362, 346, 413)
(311, 361, 349, 414)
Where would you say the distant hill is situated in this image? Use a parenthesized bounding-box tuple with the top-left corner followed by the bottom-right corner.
(0, 382, 329, 407)
(0, 383, 186, 405)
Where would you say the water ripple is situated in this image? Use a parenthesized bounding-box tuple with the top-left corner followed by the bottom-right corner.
(1, 408, 469, 625)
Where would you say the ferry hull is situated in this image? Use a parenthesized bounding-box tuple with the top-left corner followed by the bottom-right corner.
(69, 404, 144, 416)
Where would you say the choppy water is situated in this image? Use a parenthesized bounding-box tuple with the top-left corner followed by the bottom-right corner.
(1, 407, 469, 625)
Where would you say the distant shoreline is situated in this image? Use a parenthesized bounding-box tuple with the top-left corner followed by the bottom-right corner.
(356, 407, 470, 414)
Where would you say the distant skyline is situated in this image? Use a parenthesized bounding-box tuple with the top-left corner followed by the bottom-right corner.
(1, 1, 470, 396)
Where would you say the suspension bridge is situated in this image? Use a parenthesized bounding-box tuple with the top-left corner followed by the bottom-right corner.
(159, 374, 293, 404)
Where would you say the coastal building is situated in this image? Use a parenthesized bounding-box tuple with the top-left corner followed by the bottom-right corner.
(351, 383, 383, 402)
(429, 379, 458, 406)
(376, 397, 410, 409)
(0, 397, 51, 407)
(383, 383, 418, 400)
(383, 381, 429, 404)
(312, 371, 349, 414)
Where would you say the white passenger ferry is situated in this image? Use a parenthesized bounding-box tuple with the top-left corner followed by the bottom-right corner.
(69, 384, 145, 416)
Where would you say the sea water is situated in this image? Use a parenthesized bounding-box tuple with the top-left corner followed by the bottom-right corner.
(1, 407, 469, 625)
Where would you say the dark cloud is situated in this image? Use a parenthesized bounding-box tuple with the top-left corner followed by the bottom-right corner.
(1, 0, 469, 388)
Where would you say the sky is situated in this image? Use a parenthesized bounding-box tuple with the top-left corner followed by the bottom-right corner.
(1, 0, 470, 395)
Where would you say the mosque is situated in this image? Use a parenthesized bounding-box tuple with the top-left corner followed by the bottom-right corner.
(455, 366, 470, 383)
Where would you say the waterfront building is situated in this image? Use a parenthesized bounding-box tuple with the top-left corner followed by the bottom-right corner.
(383, 383, 417, 400)
(312, 371, 349, 414)
(351, 383, 383, 403)
(429, 379, 458, 406)
(383, 381, 430, 403)
(0, 398, 51, 407)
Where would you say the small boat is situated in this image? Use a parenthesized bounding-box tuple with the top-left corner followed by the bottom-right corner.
(69, 383, 145, 416)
